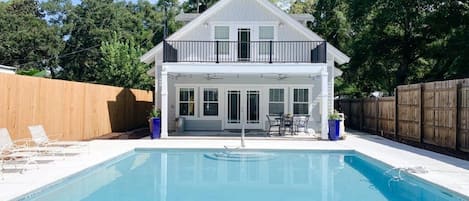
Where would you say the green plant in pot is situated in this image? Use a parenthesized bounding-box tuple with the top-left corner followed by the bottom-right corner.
(328, 111, 341, 120)
(328, 110, 343, 140)
(148, 107, 161, 139)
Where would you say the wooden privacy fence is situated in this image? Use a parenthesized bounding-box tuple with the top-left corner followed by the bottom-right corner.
(336, 78, 469, 154)
(0, 74, 153, 141)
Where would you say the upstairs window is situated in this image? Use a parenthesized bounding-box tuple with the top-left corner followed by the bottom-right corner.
(259, 26, 274, 55)
(214, 26, 230, 54)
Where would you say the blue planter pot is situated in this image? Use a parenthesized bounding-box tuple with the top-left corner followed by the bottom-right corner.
(328, 120, 341, 141)
(151, 118, 161, 139)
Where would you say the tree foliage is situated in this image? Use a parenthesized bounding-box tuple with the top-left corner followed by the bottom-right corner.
(98, 34, 152, 90)
(0, 0, 63, 72)
(54, 0, 166, 82)
(424, 1, 469, 80)
(0, 0, 466, 94)
(289, 0, 468, 97)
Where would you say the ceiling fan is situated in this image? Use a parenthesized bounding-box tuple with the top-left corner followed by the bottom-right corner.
(261, 74, 289, 80)
(205, 74, 224, 80)
(168, 73, 191, 80)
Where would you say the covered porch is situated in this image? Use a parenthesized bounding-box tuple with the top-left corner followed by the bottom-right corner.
(156, 63, 330, 139)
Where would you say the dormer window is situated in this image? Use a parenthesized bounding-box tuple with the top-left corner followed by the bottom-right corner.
(214, 26, 230, 54)
(259, 26, 274, 55)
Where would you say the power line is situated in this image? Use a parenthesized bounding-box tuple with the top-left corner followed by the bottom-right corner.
(15, 44, 100, 67)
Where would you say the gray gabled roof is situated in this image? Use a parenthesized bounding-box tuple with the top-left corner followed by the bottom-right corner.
(175, 13, 201, 23)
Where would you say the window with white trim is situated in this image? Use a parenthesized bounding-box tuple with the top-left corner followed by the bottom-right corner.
(203, 88, 218, 116)
(269, 88, 284, 115)
(293, 88, 309, 115)
(259, 26, 274, 55)
(214, 26, 229, 54)
(179, 88, 195, 116)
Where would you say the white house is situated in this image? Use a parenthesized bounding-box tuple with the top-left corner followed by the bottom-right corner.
(0, 65, 17, 74)
(140, 0, 350, 139)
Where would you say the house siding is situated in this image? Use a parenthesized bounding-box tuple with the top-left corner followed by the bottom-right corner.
(210, 0, 278, 22)
(174, 0, 313, 42)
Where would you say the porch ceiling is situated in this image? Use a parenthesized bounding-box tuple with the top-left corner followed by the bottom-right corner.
(167, 72, 322, 81)
(163, 63, 326, 75)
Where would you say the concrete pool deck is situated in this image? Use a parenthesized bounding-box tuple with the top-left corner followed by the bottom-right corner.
(1, 132, 468, 200)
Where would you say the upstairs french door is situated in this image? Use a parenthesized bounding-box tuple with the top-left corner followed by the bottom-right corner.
(238, 29, 250, 61)
(225, 89, 262, 129)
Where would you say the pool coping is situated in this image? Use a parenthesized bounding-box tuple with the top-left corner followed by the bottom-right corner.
(2, 133, 469, 200)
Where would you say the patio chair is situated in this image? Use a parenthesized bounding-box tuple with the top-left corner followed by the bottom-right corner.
(0, 128, 38, 178)
(293, 115, 310, 135)
(266, 114, 281, 136)
(27, 125, 89, 155)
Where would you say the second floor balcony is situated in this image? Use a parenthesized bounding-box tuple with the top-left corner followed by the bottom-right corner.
(163, 40, 327, 64)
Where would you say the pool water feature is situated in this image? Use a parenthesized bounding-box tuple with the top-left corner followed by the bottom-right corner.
(204, 150, 277, 161)
(19, 149, 467, 201)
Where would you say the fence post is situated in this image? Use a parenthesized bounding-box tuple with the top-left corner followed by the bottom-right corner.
(419, 84, 423, 144)
(394, 87, 399, 140)
(360, 99, 364, 131)
(456, 81, 461, 151)
(376, 97, 380, 135)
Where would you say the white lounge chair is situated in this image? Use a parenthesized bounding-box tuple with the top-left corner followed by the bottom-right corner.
(0, 128, 38, 179)
(27, 125, 89, 155)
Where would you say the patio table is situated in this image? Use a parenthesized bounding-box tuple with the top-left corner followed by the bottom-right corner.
(278, 115, 294, 136)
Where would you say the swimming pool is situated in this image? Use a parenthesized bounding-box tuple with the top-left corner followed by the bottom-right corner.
(19, 149, 467, 201)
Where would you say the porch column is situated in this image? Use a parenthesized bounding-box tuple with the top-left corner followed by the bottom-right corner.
(161, 71, 169, 138)
(321, 67, 329, 140)
(154, 59, 159, 108)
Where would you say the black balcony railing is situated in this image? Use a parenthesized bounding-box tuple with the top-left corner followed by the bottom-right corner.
(163, 40, 326, 64)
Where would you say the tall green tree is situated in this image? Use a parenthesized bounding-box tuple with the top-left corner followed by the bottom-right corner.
(290, 0, 356, 96)
(346, 0, 433, 94)
(98, 34, 153, 90)
(0, 0, 63, 73)
(44, 0, 179, 82)
(424, 0, 469, 80)
(311, 0, 351, 52)
(56, 0, 132, 81)
(290, 0, 316, 14)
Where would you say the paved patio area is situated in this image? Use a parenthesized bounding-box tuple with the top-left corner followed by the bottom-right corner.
(1, 131, 468, 200)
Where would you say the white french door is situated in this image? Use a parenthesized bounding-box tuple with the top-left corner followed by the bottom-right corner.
(225, 88, 262, 129)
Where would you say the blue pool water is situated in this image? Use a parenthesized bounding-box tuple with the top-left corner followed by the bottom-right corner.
(21, 149, 467, 201)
